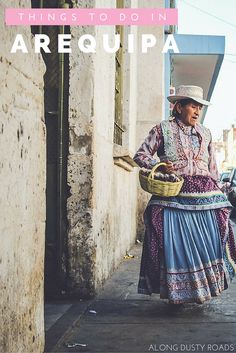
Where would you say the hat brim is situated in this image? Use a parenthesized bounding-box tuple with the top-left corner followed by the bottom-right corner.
(167, 95, 211, 106)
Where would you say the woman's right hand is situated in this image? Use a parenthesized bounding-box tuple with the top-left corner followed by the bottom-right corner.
(158, 161, 174, 174)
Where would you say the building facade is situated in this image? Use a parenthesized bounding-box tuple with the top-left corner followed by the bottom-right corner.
(221, 125, 236, 170)
(0, 0, 166, 351)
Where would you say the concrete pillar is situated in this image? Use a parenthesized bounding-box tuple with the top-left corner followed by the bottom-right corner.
(66, 0, 139, 297)
(135, 0, 165, 239)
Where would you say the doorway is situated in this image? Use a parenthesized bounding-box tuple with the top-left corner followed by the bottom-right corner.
(31, 0, 70, 299)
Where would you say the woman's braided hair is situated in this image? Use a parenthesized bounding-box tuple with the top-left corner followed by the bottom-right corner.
(171, 98, 197, 118)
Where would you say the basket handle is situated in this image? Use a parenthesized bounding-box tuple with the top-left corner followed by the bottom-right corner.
(148, 162, 167, 181)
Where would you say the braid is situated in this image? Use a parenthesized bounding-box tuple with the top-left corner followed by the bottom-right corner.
(171, 98, 197, 118)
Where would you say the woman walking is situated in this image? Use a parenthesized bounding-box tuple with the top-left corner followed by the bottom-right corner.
(134, 85, 236, 304)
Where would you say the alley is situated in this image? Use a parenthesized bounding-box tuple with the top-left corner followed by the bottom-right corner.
(45, 220, 236, 353)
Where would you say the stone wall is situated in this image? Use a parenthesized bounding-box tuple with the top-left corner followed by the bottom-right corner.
(66, 0, 139, 296)
(67, 15, 96, 296)
(0, 1, 46, 352)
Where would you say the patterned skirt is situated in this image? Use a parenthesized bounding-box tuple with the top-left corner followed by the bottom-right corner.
(138, 175, 236, 304)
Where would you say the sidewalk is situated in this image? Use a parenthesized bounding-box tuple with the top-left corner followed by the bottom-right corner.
(45, 220, 236, 353)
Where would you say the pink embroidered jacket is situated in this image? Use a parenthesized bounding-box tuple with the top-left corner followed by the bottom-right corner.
(133, 118, 219, 181)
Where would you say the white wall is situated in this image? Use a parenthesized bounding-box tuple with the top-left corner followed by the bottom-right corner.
(0, 1, 46, 352)
(67, 0, 140, 294)
(135, 0, 166, 238)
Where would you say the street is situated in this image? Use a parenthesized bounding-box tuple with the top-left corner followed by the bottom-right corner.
(45, 219, 236, 353)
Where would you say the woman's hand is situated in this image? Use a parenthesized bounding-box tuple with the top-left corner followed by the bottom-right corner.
(159, 161, 174, 174)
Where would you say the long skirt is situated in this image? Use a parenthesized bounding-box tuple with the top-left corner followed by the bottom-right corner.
(138, 175, 236, 304)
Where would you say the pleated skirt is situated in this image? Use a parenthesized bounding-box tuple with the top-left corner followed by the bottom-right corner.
(160, 208, 227, 304)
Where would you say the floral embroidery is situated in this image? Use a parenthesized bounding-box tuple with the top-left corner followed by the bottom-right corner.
(161, 119, 212, 173)
(161, 119, 188, 167)
(133, 118, 219, 180)
(148, 175, 232, 211)
(133, 124, 163, 169)
(160, 261, 225, 304)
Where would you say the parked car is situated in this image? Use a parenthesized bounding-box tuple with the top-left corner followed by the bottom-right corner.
(218, 171, 230, 193)
(220, 171, 231, 180)
(222, 168, 236, 217)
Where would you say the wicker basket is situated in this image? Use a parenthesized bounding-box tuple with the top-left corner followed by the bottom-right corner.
(139, 162, 184, 197)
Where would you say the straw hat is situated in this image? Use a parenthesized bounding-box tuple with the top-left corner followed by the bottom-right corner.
(167, 85, 211, 106)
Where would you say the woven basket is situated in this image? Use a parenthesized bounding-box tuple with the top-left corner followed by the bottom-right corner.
(139, 162, 184, 197)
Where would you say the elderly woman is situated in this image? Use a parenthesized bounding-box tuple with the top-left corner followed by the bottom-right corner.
(134, 85, 236, 305)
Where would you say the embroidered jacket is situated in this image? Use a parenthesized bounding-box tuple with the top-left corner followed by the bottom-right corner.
(133, 118, 219, 181)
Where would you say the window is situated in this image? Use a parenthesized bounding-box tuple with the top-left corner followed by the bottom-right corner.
(114, 0, 124, 145)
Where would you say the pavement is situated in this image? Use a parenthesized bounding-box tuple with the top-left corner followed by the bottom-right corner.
(44, 219, 236, 353)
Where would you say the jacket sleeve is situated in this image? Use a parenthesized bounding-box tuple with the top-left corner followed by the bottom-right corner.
(133, 124, 162, 169)
(208, 133, 219, 181)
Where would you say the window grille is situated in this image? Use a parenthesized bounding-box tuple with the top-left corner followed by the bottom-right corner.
(114, 0, 124, 145)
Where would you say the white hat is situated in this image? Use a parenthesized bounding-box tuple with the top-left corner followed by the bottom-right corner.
(167, 85, 211, 106)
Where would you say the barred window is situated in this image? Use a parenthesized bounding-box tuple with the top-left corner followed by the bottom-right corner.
(114, 0, 124, 145)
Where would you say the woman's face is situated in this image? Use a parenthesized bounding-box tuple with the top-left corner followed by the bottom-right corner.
(176, 101, 203, 126)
